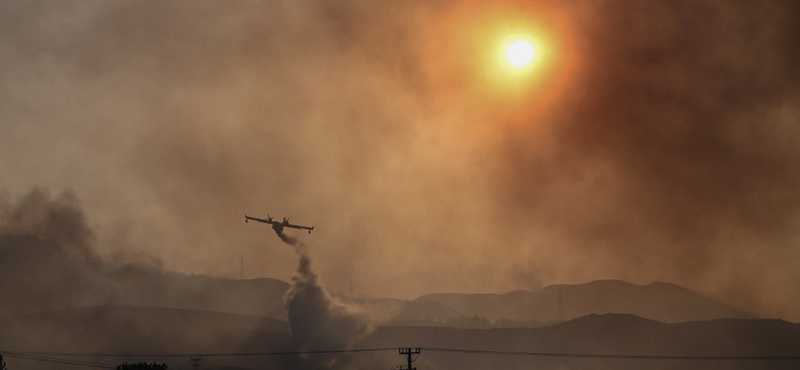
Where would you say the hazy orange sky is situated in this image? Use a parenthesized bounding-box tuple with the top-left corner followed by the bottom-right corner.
(1, 0, 799, 321)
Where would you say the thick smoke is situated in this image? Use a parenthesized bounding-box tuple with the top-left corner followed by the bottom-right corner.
(275, 228, 372, 369)
(0, 187, 96, 260)
(2, 0, 800, 321)
(0, 188, 299, 370)
(0, 188, 289, 344)
(0, 188, 101, 316)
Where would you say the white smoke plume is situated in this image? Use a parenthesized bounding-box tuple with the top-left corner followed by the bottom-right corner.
(274, 228, 373, 369)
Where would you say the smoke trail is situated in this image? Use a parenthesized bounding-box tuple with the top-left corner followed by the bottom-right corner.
(274, 228, 372, 369)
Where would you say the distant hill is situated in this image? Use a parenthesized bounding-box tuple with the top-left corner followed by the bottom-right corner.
(335, 296, 464, 327)
(415, 279, 754, 324)
(110, 272, 290, 319)
(4, 307, 798, 370)
(0, 235, 756, 329)
(0, 306, 289, 351)
(0, 306, 296, 370)
(357, 314, 800, 370)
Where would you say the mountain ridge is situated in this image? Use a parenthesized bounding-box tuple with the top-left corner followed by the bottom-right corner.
(0, 235, 758, 327)
(414, 279, 753, 323)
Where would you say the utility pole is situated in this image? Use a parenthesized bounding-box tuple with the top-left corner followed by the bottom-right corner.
(399, 348, 420, 370)
(191, 357, 201, 370)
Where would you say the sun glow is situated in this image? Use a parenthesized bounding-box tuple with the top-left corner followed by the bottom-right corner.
(421, 0, 578, 123)
(496, 34, 544, 75)
(506, 39, 535, 67)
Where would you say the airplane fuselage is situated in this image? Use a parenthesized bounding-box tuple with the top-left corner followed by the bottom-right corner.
(245, 214, 314, 234)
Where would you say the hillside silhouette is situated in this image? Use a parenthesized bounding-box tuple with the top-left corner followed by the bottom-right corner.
(0, 306, 295, 370)
(1, 235, 756, 328)
(5, 234, 793, 370)
(415, 279, 753, 324)
(356, 314, 800, 370)
(2, 308, 798, 370)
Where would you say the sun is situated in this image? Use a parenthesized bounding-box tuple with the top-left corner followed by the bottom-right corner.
(420, 0, 578, 122)
(506, 39, 536, 67)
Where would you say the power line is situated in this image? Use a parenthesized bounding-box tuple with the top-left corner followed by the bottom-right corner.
(421, 347, 800, 361)
(0, 347, 398, 359)
(4, 346, 800, 362)
(4, 353, 115, 369)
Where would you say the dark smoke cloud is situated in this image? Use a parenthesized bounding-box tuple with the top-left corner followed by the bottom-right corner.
(0, 188, 101, 315)
(0, 187, 96, 260)
(276, 228, 372, 369)
(1, 0, 800, 322)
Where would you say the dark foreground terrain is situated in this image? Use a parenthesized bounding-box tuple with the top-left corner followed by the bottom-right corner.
(1, 306, 798, 370)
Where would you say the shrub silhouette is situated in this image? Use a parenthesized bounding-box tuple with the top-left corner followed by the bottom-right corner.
(115, 362, 167, 370)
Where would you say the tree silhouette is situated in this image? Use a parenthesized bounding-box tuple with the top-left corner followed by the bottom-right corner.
(115, 362, 167, 370)
(0, 355, 7, 370)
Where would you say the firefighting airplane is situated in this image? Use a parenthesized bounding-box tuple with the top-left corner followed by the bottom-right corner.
(245, 214, 314, 234)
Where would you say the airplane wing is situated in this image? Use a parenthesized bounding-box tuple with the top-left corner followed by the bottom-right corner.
(283, 223, 314, 232)
(280, 222, 314, 234)
(245, 215, 271, 224)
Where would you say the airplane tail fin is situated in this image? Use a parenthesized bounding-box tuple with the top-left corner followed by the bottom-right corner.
(308, 226, 314, 234)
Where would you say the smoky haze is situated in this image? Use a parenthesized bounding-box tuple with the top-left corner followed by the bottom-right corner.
(1, 0, 799, 323)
